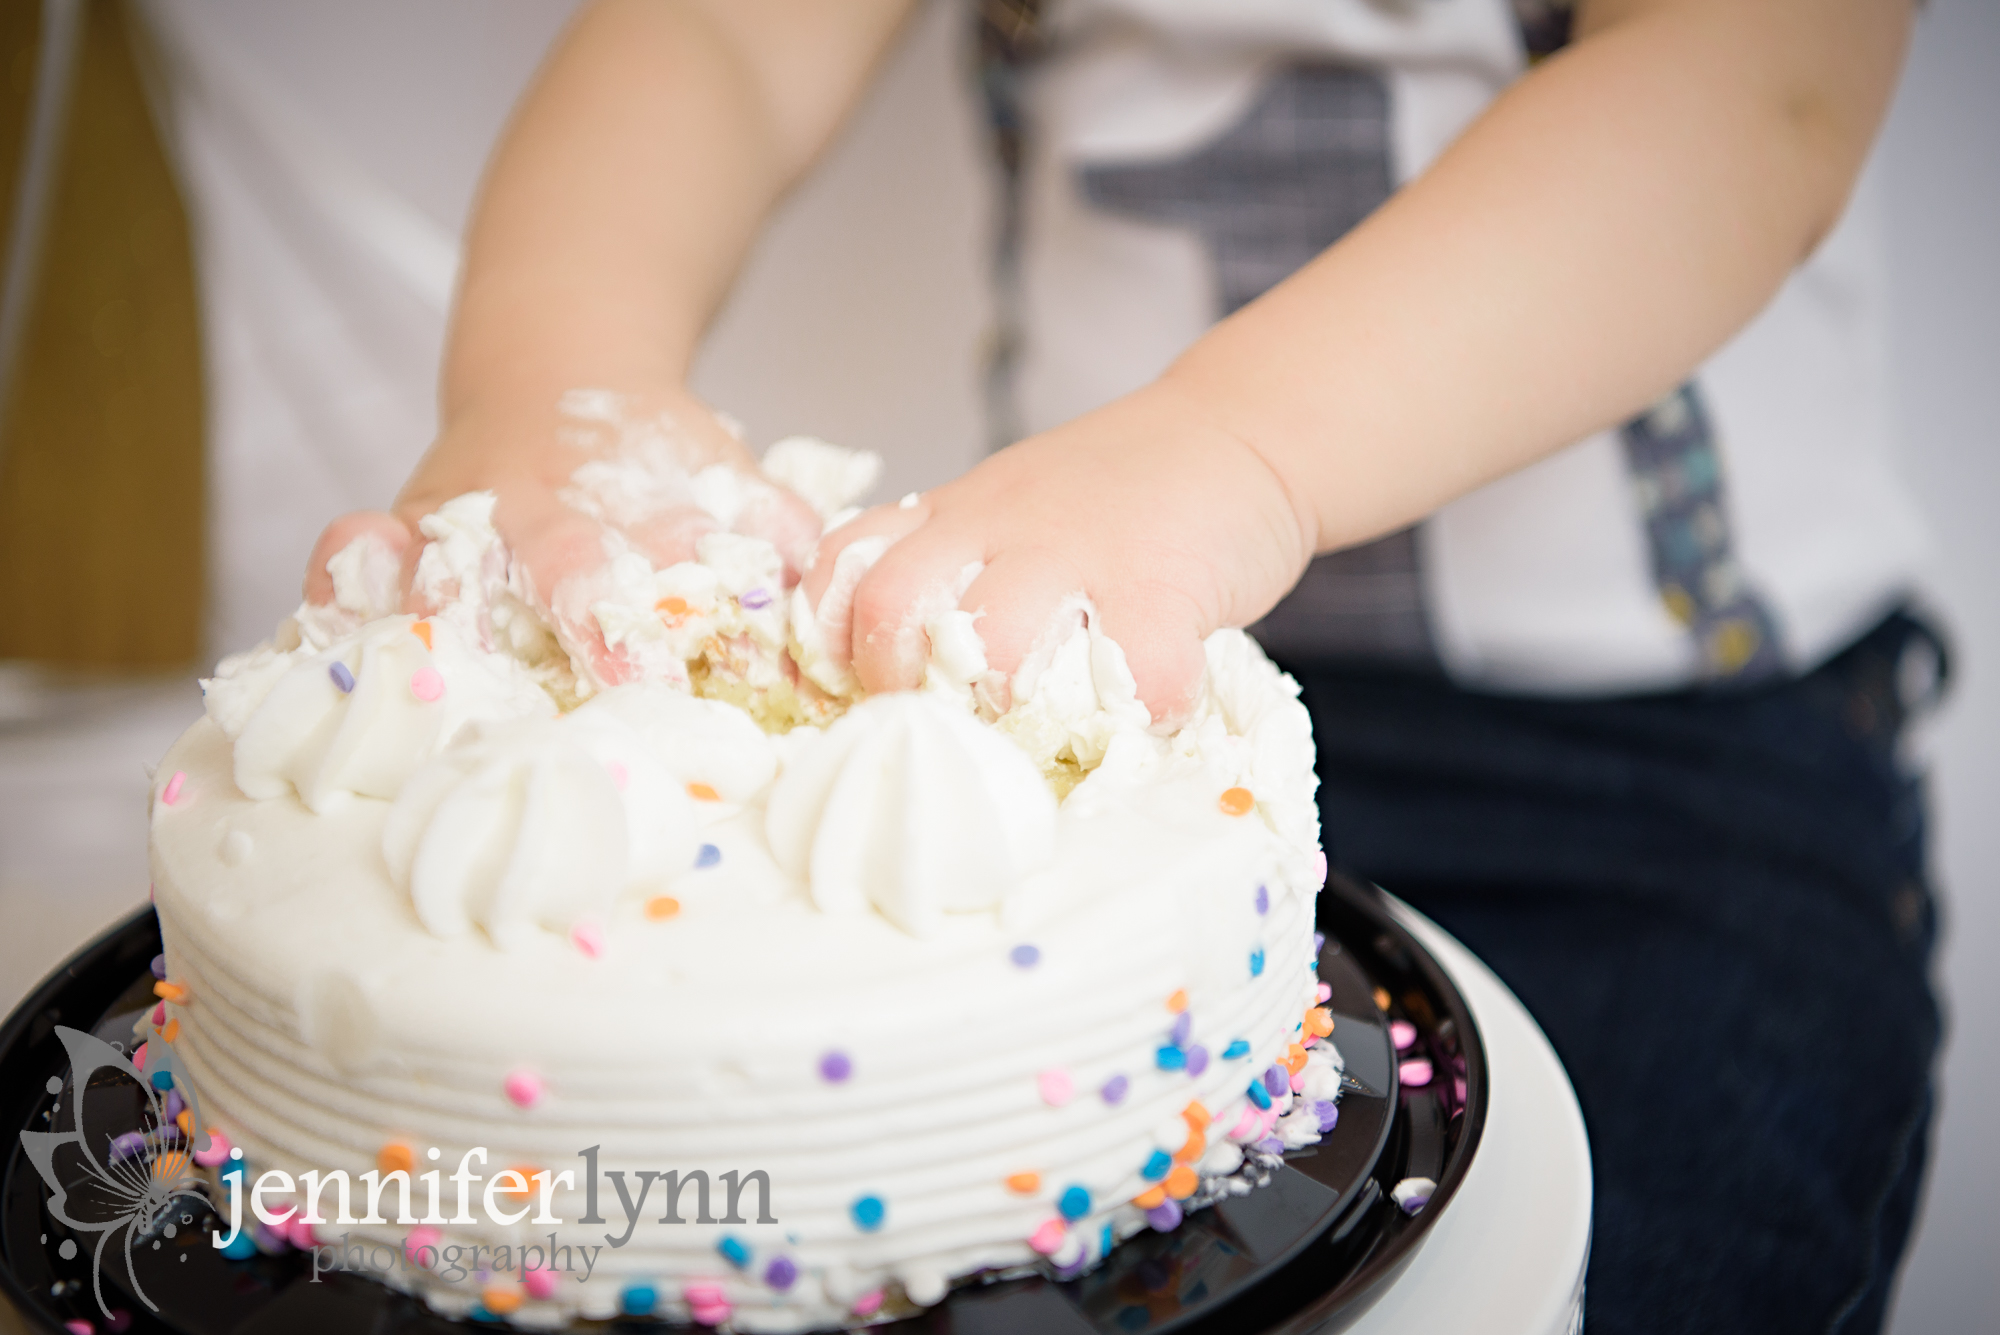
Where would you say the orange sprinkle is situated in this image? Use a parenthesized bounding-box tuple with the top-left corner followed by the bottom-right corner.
(1165, 989, 1188, 1014)
(1005, 1172, 1041, 1195)
(1182, 1101, 1211, 1131)
(499, 1166, 541, 1200)
(175, 1110, 193, 1136)
(161, 1018, 181, 1043)
(411, 621, 434, 651)
(153, 981, 188, 1004)
(1373, 986, 1392, 1012)
(377, 1141, 415, 1176)
(482, 1286, 524, 1316)
(656, 596, 691, 623)
(1218, 787, 1255, 816)
(686, 782, 720, 803)
(1305, 1007, 1335, 1038)
(1173, 1130, 1206, 1164)
(1283, 1043, 1308, 1076)
(152, 1149, 188, 1181)
(1132, 1185, 1167, 1210)
(645, 895, 682, 921)
(1163, 1165, 1199, 1200)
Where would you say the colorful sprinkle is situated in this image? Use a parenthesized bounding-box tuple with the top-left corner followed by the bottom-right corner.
(409, 667, 445, 702)
(523, 1267, 559, 1300)
(852, 1290, 885, 1317)
(109, 1131, 146, 1161)
(687, 781, 721, 802)
(503, 1069, 543, 1108)
(150, 1003, 164, 1026)
(219, 1229, 257, 1260)
(1313, 1100, 1340, 1133)
(1373, 986, 1392, 1011)
(1169, 1011, 1193, 1047)
(150, 1070, 173, 1091)
(153, 980, 188, 1003)
(1099, 1074, 1129, 1105)
(1163, 1165, 1198, 1199)
(411, 621, 434, 651)
(1312, 849, 1328, 882)
(1218, 786, 1254, 816)
(286, 1217, 320, 1251)
(1284, 1042, 1308, 1075)
(1141, 1150, 1171, 1181)
(656, 596, 690, 620)
(161, 771, 186, 806)
(378, 1141, 415, 1175)
(606, 761, 628, 790)
(1184, 1045, 1210, 1077)
(1254, 885, 1269, 914)
(149, 954, 166, 980)
(740, 589, 772, 611)
(851, 1195, 886, 1231)
(620, 1283, 657, 1315)
(192, 1128, 231, 1168)
(1256, 1137, 1285, 1155)
(1183, 1100, 1211, 1131)
(329, 662, 355, 693)
(1390, 1020, 1418, 1051)
(1316, 982, 1333, 1003)
(1262, 1065, 1288, 1096)
(718, 1236, 752, 1268)
(1400, 1058, 1435, 1088)
(1009, 943, 1041, 968)
(164, 1089, 184, 1121)
(1166, 989, 1188, 1013)
(1006, 1171, 1041, 1194)
(1146, 1200, 1184, 1232)
(1154, 1046, 1186, 1072)
(403, 1226, 442, 1262)
(481, 1286, 522, 1316)
(692, 1297, 731, 1325)
(1133, 1185, 1166, 1210)
(645, 895, 681, 920)
(570, 922, 604, 958)
(694, 843, 722, 869)
(161, 1018, 181, 1043)
(1249, 948, 1265, 977)
(1038, 1068, 1074, 1105)
(1307, 1008, 1335, 1037)
(65, 1321, 90, 1335)
(1314, 932, 1326, 953)
(1223, 1039, 1250, 1060)
(1392, 1176, 1437, 1214)
(1246, 1080, 1272, 1111)
(819, 1051, 853, 1083)
(132, 1041, 147, 1071)
(1028, 1218, 1067, 1254)
(764, 1255, 799, 1291)
(1174, 1129, 1206, 1164)
(684, 1283, 726, 1307)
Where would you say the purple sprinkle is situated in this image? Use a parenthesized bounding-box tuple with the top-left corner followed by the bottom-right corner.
(1313, 1100, 1339, 1133)
(740, 589, 772, 611)
(1100, 1074, 1129, 1105)
(164, 1090, 185, 1122)
(1144, 1200, 1183, 1233)
(149, 954, 166, 980)
(1169, 1012, 1192, 1048)
(1313, 932, 1326, 954)
(694, 843, 721, 869)
(1400, 1058, 1434, 1088)
(764, 1256, 798, 1291)
(818, 1051, 853, 1083)
(1185, 1045, 1209, 1077)
(1009, 943, 1041, 969)
(109, 1131, 147, 1162)
(329, 662, 355, 693)
(1262, 1065, 1287, 1096)
(1254, 885, 1269, 915)
(1256, 1136, 1286, 1155)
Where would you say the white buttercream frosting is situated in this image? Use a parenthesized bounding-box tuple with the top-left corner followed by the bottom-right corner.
(767, 692, 1057, 937)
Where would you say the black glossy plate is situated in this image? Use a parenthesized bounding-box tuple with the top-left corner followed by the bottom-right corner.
(0, 873, 1483, 1334)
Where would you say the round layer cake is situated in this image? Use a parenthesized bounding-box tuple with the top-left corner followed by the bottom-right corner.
(145, 466, 1342, 1331)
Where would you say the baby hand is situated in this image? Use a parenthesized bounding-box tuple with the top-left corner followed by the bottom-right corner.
(304, 384, 821, 683)
(802, 380, 1314, 722)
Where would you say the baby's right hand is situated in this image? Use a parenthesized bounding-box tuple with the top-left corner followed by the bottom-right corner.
(303, 384, 821, 684)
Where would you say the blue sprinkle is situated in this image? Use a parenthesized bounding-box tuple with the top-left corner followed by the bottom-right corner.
(1263, 1065, 1288, 1096)
(1185, 1045, 1210, 1077)
(1059, 1185, 1092, 1220)
(852, 1195, 886, 1231)
(1100, 1074, 1130, 1105)
(467, 1306, 498, 1324)
(1009, 943, 1041, 969)
(1101, 1222, 1114, 1259)
(718, 1235, 751, 1268)
(620, 1282, 658, 1315)
(1255, 885, 1269, 914)
(1247, 1080, 1272, 1110)
(1141, 1150, 1171, 1181)
(1169, 1012, 1192, 1047)
(328, 662, 355, 693)
(1223, 1039, 1250, 1060)
(695, 843, 721, 869)
(1249, 949, 1265, 978)
(1155, 1046, 1186, 1072)
(219, 1229, 257, 1260)
(150, 1070, 173, 1091)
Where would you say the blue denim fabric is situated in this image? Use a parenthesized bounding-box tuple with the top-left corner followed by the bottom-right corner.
(1281, 611, 1944, 1334)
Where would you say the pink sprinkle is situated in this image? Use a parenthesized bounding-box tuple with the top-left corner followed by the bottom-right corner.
(1400, 1058, 1434, 1088)
(504, 1069, 543, 1108)
(684, 1283, 726, 1306)
(192, 1127, 232, 1167)
(523, 1267, 558, 1300)
(404, 1226, 442, 1262)
(132, 1041, 148, 1072)
(1311, 850, 1327, 883)
(285, 1216, 320, 1250)
(1290, 1070, 1306, 1093)
(1029, 1218, 1068, 1255)
(66, 1321, 92, 1335)
(409, 667, 445, 702)
(161, 771, 186, 805)
(1390, 1021, 1418, 1051)
(1229, 1105, 1261, 1139)
(570, 922, 604, 958)
(1037, 1068, 1074, 1106)
(606, 761, 628, 790)
(691, 1303, 732, 1327)
(150, 1003, 165, 1026)
(1316, 982, 1332, 1003)
(852, 1290, 885, 1317)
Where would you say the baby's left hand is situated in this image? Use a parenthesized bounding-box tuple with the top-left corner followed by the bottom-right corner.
(802, 380, 1315, 723)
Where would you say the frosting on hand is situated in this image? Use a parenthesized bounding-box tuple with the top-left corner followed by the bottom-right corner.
(765, 692, 1057, 937)
(382, 709, 698, 947)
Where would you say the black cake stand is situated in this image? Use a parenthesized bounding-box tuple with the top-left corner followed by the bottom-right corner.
(0, 873, 1484, 1335)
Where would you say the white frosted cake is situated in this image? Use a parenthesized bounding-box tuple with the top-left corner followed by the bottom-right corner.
(144, 440, 1342, 1331)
